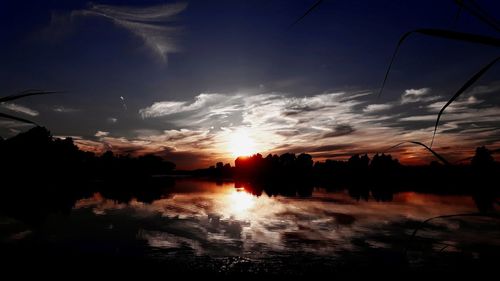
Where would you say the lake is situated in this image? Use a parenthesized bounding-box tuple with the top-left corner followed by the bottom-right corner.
(1, 179, 499, 277)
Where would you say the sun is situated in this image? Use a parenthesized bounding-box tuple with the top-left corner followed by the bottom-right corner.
(228, 129, 257, 157)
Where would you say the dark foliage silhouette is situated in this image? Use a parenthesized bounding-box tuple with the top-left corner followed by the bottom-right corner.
(0, 126, 175, 184)
(2, 126, 498, 208)
(195, 148, 498, 208)
(471, 145, 495, 168)
(0, 128, 498, 277)
(0, 127, 176, 225)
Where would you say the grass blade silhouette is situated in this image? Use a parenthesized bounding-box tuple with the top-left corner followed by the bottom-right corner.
(0, 90, 58, 126)
(430, 56, 500, 147)
(386, 141, 450, 165)
(405, 212, 500, 254)
(0, 90, 58, 103)
(452, 0, 463, 28)
(0, 112, 38, 126)
(379, 29, 500, 98)
(453, 0, 500, 32)
(288, 0, 323, 29)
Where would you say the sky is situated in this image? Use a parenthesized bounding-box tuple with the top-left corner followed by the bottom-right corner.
(1, 0, 499, 169)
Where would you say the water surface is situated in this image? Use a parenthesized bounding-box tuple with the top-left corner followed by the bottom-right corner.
(1, 179, 499, 275)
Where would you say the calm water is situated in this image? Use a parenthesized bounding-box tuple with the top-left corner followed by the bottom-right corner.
(1, 179, 499, 275)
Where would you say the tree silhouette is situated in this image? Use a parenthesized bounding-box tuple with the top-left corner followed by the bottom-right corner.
(471, 146, 495, 168)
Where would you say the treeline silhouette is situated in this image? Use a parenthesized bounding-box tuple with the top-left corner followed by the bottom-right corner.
(0, 127, 178, 230)
(0, 126, 175, 183)
(196, 149, 498, 184)
(194, 148, 499, 209)
(1, 127, 498, 209)
(0, 126, 177, 198)
(2, 126, 498, 197)
(0, 127, 497, 229)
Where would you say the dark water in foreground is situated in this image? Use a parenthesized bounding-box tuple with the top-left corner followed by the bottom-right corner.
(1, 179, 499, 277)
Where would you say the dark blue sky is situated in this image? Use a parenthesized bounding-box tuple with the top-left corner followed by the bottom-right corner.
(1, 0, 499, 168)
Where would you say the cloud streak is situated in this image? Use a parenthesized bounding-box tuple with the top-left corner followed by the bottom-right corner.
(363, 104, 393, 113)
(53, 105, 79, 113)
(400, 88, 440, 104)
(74, 2, 187, 62)
(95, 131, 109, 137)
(140, 93, 227, 118)
(1, 103, 39, 116)
(70, 84, 500, 168)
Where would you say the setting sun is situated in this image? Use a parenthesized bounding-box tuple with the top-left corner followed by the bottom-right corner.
(228, 129, 257, 157)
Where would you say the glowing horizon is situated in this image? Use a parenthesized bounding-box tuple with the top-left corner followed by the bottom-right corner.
(65, 90, 500, 169)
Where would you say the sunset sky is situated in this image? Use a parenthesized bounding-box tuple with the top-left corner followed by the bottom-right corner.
(1, 0, 499, 169)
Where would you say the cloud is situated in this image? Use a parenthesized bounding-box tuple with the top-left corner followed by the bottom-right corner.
(53, 106, 79, 113)
(69, 83, 500, 168)
(1, 103, 39, 116)
(95, 131, 109, 137)
(134, 92, 375, 164)
(140, 93, 227, 118)
(400, 88, 439, 104)
(322, 125, 355, 138)
(79, 128, 216, 169)
(398, 115, 436, 122)
(466, 81, 500, 96)
(363, 104, 393, 113)
(73, 2, 187, 62)
(107, 117, 118, 123)
(0, 120, 33, 128)
(426, 96, 482, 113)
(132, 89, 500, 165)
(309, 144, 353, 153)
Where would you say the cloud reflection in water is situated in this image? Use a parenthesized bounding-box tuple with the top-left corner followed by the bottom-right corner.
(72, 180, 497, 259)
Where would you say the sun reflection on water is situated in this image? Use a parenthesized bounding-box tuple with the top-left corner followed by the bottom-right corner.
(225, 188, 256, 218)
(69, 179, 496, 259)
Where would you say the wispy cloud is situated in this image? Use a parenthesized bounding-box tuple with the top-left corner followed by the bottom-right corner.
(95, 130, 109, 137)
(363, 103, 393, 113)
(400, 88, 440, 104)
(321, 125, 355, 138)
(73, 2, 187, 62)
(426, 96, 483, 113)
(140, 93, 227, 118)
(466, 80, 500, 96)
(1, 103, 39, 116)
(71, 83, 500, 168)
(53, 105, 79, 113)
(0, 120, 34, 129)
(135, 92, 384, 165)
